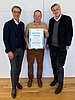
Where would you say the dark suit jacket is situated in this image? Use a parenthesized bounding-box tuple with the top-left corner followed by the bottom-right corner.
(3, 19, 26, 53)
(47, 14, 73, 50)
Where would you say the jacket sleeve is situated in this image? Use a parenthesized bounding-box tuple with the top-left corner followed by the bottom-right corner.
(66, 16, 73, 46)
(3, 22, 11, 53)
(46, 35, 50, 45)
(25, 24, 29, 46)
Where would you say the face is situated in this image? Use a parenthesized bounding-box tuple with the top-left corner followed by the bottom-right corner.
(34, 11, 42, 23)
(12, 8, 21, 21)
(51, 5, 61, 18)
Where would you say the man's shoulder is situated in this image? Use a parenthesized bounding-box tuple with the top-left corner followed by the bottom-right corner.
(61, 14, 72, 20)
(27, 22, 34, 25)
(20, 21, 24, 25)
(41, 22, 47, 25)
(4, 19, 13, 25)
(26, 22, 34, 27)
(49, 17, 55, 23)
(3, 19, 14, 28)
(49, 17, 54, 21)
(40, 22, 47, 27)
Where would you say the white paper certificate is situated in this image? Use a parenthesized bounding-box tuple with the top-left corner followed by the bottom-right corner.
(29, 28, 44, 49)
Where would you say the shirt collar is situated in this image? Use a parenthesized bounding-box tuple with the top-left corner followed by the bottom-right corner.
(33, 21, 41, 25)
(13, 18, 20, 25)
(54, 14, 62, 21)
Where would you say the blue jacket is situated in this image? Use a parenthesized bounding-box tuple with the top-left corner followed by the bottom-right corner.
(3, 19, 26, 53)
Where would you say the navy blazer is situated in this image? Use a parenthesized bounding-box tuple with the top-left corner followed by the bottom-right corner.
(47, 14, 73, 50)
(3, 19, 26, 53)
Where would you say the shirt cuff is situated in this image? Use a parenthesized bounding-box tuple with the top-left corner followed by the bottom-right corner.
(66, 46, 69, 50)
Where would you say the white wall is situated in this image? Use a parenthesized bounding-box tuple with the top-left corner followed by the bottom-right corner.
(0, 0, 75, 78)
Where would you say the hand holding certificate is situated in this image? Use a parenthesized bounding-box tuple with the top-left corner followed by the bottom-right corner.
(29, 28, 44, 49)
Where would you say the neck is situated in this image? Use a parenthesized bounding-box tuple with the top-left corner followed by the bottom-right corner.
(55, 14, 61, 20)
(55, 15, 60, 19)
(34, 21, 40, 25)
(13, 18, 19, 23)
(16, 19, 19, 23)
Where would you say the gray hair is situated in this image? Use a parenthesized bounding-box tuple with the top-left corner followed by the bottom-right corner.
(51, 3, 60, 10)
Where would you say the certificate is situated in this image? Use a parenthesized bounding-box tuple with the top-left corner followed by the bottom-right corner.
(29, 28, 44, 49)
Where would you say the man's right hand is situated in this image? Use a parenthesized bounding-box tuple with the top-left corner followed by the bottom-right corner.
(46, 45, 49, 50)
(8, 51, 14, 60)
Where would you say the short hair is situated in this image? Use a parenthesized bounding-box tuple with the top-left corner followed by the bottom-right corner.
(34, 10, 42, 16)
(51, 3, 60, 10)
(11, 5, 22, 13)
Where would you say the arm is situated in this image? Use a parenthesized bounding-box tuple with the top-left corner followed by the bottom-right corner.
(24, 25, 29, 48)
(3, 22, 11, 53)
(44, 28, 49, 38)
(66, 16, 73, 47)
(3, 22, 14, 59)
(43, 23, 49, 38)
(46, 20, 51, 49)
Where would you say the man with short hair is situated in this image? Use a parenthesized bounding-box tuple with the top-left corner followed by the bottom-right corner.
(3, 6, 26, 98)
(25, 10, 49, 88)
(46, 3, 73, 94)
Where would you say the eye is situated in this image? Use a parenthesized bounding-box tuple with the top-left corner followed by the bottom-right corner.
(13, 11, 20, 14)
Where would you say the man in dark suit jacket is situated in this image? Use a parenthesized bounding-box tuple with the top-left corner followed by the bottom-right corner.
(3, 6, 26, 98)
(46, 3, 73, 94)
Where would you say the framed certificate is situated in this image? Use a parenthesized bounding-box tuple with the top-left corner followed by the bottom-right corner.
(29, 28, 44, 49)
